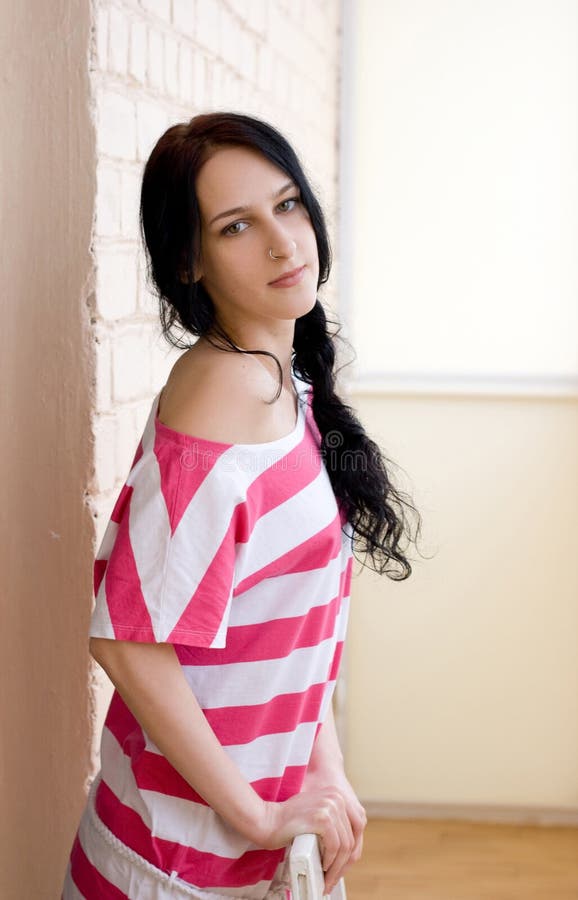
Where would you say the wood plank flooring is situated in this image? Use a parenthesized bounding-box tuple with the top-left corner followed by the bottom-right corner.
(343, 818, 578, 899)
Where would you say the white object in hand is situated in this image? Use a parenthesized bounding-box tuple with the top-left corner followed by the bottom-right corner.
(289, 833, 347, 900)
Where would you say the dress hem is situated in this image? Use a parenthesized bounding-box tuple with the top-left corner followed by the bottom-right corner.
(84, 774, 292, 900)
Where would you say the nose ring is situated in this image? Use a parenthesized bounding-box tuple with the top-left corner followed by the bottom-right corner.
(269, 240, 297, 260)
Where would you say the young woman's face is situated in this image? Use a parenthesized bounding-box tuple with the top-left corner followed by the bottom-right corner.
(192, 145, 320, 335)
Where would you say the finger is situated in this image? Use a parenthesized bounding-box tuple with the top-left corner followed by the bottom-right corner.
(349, 804, 367, 862)
(322, 801, 355, 892)
(316, 805, 342, 875)
(345, 797, 367, 830)
(328, 804, 366, 887)
(325, 829, 360, 892)
(342, 830, 364, 872)
(337, 794, 365, 851)
(318, 822, 339, 877)
(318, 795, 348, 872)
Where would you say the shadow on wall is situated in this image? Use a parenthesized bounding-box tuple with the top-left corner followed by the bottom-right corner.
(0, 0, 96, 897)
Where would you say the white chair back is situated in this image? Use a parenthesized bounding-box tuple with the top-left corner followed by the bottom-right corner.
(289, 833, 347, 899)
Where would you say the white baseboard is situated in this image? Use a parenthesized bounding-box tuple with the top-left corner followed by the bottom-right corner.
(361, 800, 578, 827)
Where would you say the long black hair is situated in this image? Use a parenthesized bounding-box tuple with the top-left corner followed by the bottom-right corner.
(140, 111, 426, 581)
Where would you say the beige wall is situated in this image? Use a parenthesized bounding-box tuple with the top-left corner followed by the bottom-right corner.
(0, 1, 95, 898)
(341, 0, 578, 819)
(345, 390, 578, 815)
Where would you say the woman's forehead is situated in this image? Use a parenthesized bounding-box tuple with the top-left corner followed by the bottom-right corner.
(196, 146, 290, 211)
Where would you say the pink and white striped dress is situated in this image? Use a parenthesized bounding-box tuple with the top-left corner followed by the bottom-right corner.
(63, 370, 354, 900)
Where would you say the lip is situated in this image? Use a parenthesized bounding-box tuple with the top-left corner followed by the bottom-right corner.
(268, 265, 306, 287)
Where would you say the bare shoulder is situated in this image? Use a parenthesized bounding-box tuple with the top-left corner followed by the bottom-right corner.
(158, 343, 295, 445)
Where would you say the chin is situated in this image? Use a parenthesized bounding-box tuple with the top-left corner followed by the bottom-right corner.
(307, 293, 319, 312)
(294, 294, 318, 319)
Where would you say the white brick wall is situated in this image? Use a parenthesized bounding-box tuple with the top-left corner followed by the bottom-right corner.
(88, 0, 342, 784)
(90, 0, 341, 512)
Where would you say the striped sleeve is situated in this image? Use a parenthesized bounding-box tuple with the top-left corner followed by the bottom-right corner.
(89, 440, 243, 649)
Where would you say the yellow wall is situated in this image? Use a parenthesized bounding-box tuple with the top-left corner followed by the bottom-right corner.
(344, 389, 578, 809)
(340, 0, 578, 812)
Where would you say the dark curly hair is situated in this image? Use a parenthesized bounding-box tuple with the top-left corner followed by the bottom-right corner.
(139, 111, 426, 580)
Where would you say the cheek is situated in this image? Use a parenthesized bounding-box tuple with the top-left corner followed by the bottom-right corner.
(303, 221, 318, 252)
(216, 248, 259, 294)
(212, 242, 254, 277)
(305, 230, 319, 269)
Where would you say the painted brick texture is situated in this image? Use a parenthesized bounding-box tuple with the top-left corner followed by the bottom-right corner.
(87, 0, 341, 787)
(89, 0, 340, 551)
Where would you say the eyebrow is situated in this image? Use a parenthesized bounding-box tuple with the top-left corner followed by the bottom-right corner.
(208, 181, 297, 227)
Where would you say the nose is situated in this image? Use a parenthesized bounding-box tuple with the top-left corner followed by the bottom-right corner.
(266, 220, 297, 259)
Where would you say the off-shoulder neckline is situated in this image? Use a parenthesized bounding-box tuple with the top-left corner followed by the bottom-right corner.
(154, 369, 308, 451)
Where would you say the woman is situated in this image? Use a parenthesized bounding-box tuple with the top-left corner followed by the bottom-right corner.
(62, 111, 423, 899)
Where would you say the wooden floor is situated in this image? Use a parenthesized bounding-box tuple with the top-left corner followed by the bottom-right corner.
(342, 818, 578, 899)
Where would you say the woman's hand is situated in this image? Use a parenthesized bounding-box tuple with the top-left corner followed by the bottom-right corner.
(300, 764, 367, 893)
(257, 784, 355, 895)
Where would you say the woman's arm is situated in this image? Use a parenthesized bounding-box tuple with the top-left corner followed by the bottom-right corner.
(301, 701, 367, 885)
(306, 701, 345, 777)
(89, 636, 355, 893)
(90, 637, 266, 842)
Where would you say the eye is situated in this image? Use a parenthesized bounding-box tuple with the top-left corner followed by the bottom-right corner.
(278, 196, 300, 212)
(222, 220, 249, 236)
(221, 196, 301, 237)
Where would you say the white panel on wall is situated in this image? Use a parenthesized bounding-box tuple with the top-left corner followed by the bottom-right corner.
(347, 0, 578, 396)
